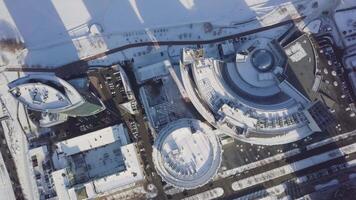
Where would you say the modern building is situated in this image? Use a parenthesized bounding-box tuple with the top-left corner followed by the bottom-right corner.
(8, 74, 105, 126)
(180, 36, 320, 145)
(152, 118, 222, 189)
(50, 124, 144, 200)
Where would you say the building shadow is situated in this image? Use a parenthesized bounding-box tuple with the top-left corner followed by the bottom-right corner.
(4, 0, 79, 68)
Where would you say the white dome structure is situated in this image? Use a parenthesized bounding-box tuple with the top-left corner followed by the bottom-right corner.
(152, 119, 222, 189)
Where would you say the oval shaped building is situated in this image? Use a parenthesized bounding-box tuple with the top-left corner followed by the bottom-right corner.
(152, 118, 222, 189)
(8, 74, 105, 117)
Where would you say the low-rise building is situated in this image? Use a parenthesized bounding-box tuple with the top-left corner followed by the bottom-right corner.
(50, 124, 144, 200)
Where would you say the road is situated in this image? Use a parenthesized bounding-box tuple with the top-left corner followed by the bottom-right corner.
(4, 16, 305, 76)
(226, 151, 356, 199)
(170, 132, 356, 200)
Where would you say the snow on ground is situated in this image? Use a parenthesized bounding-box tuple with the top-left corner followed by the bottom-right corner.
(0, 1, 21, 41)
(0, 71, 39, 200)
(0, 152, 16, 200)
(234, 184, 287, 200)
(1, 0, 289, 46)
(182, 187, 224, 200)
(231, 142, 356, 191)
(336, 0, 356, 10)
(218, 130, 356, 180)
(0, 0, 315, 67)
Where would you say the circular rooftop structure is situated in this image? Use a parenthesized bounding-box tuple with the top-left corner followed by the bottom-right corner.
(180, 38, 319, 145)
(152, 119, 222, 189)
(251, 49, 275, 72)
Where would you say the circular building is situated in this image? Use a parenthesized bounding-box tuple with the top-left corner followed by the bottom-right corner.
(152, 119, 222, 189)
(180, 36, 321, 145)
(251, 49, 275, 72)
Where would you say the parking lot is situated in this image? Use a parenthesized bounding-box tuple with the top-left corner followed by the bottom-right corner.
(88, 64, 166, 198)
(315, 35, 356, 132)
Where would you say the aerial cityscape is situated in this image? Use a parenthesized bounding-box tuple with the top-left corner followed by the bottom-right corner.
(0, 0, 356, 199)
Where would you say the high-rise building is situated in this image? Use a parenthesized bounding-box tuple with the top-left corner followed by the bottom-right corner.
(8, 74, 105, 118)
(180, 37, 321, 145)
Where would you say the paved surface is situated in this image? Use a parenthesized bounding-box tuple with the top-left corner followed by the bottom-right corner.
(88, 65, 166, 199)
(4, 16, 305, 76)
(169, 131, 355, 200)
(3, 13, 354, 200)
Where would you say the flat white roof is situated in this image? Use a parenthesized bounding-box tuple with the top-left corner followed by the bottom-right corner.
(52, 169, 71, 200)
(52, 143, 144, 200)
(92, 143, 144, 193)
(56, 124, 129, 156)
(135, 60, 170, 83)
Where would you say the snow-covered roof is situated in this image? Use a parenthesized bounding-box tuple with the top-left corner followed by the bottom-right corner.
(152, 118, 222, 189)
(91, 143, 144, 193)
(52, 169, 71, 200)
(134, 60, 170, 84)
(9, 82, 71, 110)
(39, 112, 67, 128)
(56, 124, 129, 156)
(0, 152, 16, 200)
(52, 130, 144, 200)
(284, 41, 307, 63)
(8, 74, 84, 113)
(180, 47, 317, 145)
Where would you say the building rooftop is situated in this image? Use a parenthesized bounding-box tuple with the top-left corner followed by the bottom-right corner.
(10, 82, 71, 110)
(8, 74, 105, 119)
(134, 60, 170, 84)
(139, 73, 195, 132)
(8, 74, 83, 112)
(152, 118, 222, 189)
(251, 49, 275, 72)
(51, 124, 144, 200)
(180, 47, 319, 145)
(55, 124, 129, 156)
